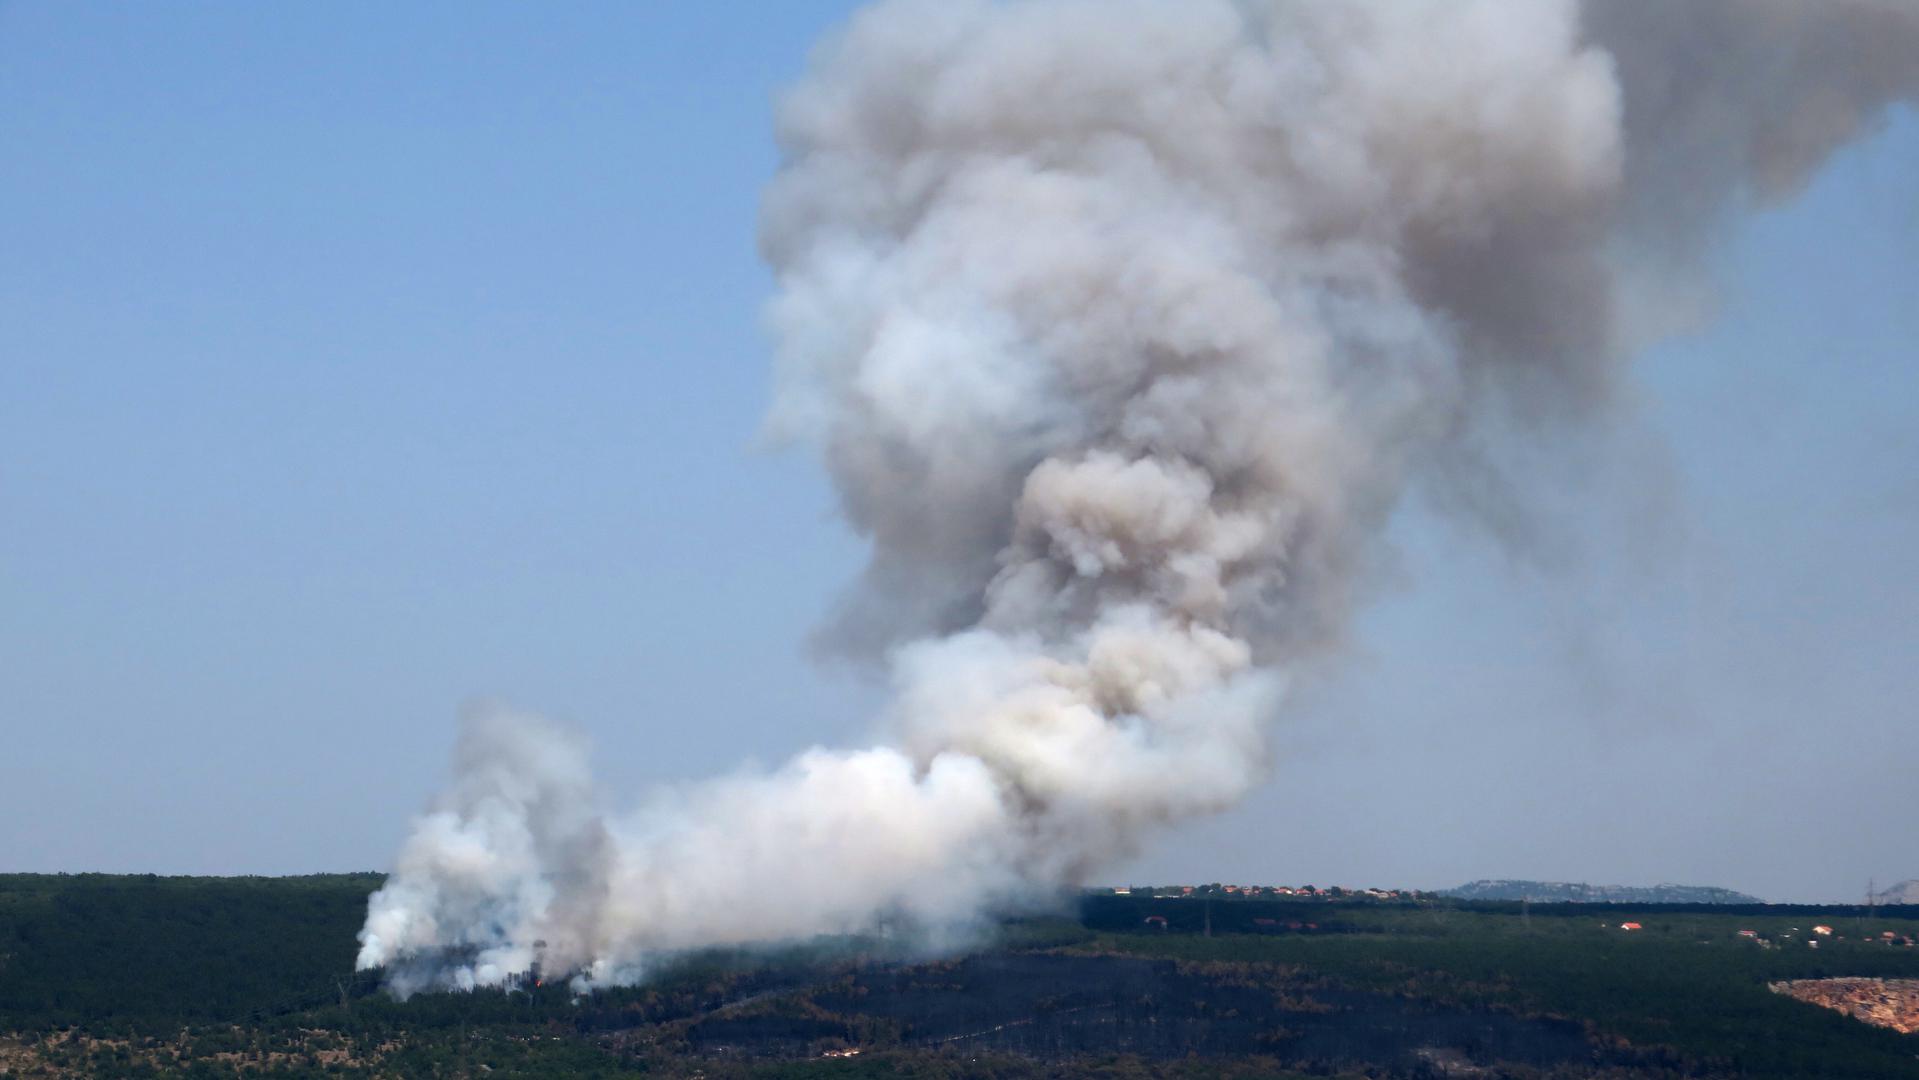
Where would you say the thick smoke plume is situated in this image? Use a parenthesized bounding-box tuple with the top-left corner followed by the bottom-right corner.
(358, 0, 1918, 991)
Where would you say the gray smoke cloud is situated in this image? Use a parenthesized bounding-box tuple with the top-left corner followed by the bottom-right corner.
(357, 0, 1919, 992)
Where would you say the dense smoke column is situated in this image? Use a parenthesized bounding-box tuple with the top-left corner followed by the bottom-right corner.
(357, 0, 1919, 992)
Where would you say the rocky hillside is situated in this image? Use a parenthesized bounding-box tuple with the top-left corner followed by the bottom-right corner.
(1771, 979, 1919, 1035)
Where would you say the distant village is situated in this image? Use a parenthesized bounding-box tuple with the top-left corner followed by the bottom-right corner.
(1098, 883, 1430, 901)
(1095, 884, 1918, 947)
(1704, 924, 1918, 949)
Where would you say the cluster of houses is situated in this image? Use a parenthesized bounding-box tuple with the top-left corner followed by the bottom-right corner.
(1137, 913, 1319, 932)
(1759, 924, 1916, 948)
(1617, 922, 1916, 949)
(1107, 884, 1417, 901)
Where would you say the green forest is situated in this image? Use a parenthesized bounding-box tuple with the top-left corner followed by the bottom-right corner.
(1, 874, 1915, 1078)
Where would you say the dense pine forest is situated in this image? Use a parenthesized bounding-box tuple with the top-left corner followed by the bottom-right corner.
(1, 874, 1916, 1077)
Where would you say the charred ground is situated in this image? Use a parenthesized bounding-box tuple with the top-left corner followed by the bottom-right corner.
(2, 875, 1917, 1078)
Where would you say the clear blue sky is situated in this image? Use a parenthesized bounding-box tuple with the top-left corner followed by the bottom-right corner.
(3, 3, 1914, 901)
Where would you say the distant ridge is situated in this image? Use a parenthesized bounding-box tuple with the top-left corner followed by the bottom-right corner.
(1871, 880, 1919, 905)
(1444, 880, 1763, 905)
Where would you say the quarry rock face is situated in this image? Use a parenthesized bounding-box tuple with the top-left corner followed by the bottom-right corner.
(1770, 979, 1919, 1035)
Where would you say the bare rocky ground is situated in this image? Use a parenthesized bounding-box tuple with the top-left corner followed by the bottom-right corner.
(0, 1027, 397, 1076)
(1770, 978, 1919, 1035)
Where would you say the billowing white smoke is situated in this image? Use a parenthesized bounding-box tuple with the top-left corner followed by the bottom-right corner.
(358, 0, 1918, 991)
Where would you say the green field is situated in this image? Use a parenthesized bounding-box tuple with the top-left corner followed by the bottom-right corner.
(1, 874, 1915, 1078)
